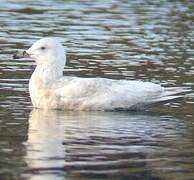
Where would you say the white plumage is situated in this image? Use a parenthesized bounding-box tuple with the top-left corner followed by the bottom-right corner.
(14, 38, 188, 111)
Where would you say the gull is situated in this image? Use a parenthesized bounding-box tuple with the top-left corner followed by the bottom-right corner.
(13, 37, 189, 111)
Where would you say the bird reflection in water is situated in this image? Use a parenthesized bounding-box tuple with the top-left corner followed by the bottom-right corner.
(24, 109, 189, 179)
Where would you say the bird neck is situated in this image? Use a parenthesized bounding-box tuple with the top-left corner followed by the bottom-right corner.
(32, 52, 66, 82)
(32, 64, 64, 83)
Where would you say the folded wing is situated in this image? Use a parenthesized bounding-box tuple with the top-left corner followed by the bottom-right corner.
(53, 77, 189, 110)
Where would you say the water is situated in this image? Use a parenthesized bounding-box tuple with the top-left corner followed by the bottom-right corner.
(0, 0, 194, 179)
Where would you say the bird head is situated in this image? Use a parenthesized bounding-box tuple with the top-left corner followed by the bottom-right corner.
(14, 37, 66, 67)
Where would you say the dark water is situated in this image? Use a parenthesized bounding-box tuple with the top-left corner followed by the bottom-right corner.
(0, 0, 194, 179)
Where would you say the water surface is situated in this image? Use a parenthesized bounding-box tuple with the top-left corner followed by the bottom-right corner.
(0, 0, 194, 179)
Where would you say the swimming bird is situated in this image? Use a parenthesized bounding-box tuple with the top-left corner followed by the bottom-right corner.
(13, 37, 188, 111)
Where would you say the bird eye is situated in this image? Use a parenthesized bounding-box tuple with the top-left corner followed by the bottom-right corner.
(40, 46, 46, 50)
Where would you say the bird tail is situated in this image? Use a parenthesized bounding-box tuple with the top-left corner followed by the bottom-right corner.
(150, 87, 191, 103)
(126, 87, 192, 111)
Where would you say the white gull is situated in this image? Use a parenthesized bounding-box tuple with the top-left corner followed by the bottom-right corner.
(13, 37, 188, 111)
